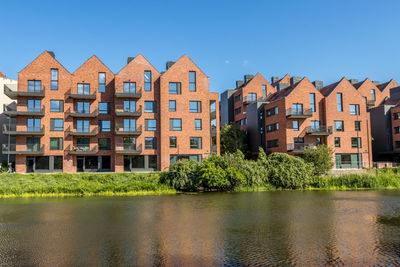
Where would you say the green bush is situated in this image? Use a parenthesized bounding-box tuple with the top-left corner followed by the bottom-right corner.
(267, 153, 313, 189)
(160, 160, 200, 191)
(198, 160, 230, 191)
(304, 145, 334, 176)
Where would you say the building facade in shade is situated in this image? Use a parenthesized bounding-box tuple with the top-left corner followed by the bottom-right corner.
(4, 51, 219, 173)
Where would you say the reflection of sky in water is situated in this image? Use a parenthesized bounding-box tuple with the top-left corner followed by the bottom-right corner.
(0, 191, 399, 266)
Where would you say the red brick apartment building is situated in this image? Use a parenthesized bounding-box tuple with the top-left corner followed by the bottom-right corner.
(3, 51, 219, 173)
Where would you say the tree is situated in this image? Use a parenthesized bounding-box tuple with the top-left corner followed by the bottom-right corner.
(220, 124, 249, 155)
(304, 144, 334, 176)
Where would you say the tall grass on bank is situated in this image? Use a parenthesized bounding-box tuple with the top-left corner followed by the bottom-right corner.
(0, 172, 175, 198)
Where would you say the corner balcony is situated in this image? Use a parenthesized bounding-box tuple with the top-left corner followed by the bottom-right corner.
(69, 89, 96, 100)
(68, 127, 98, 136)
(367, 100, 375, 107)
(115, 105, 142, 117)
(68, 108, 97, 118)
(287, 143, 315, 152)
(305, 126, 332, 136)
(115, 88, 142, 99)
(68, 144, 98, 155)
(115, 143, 142, 154)
(2, 124, 45, 136)
(115, 125, 142, 135)
(243, 96, 257, 104)
(4, 106, 45, 117)
(286, 108, 312, 119)
(4, 85, 45, 100)
(2, 144, 44, 155)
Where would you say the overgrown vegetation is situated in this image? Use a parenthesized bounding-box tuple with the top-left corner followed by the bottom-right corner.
(220, 124, 249, 156)
(304, 144, 334, 176)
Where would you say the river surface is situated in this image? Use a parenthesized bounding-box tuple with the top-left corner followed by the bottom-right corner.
(0, 191, 399, 266)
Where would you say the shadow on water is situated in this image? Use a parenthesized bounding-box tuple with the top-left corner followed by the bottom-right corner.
(0, 191, 399, 266)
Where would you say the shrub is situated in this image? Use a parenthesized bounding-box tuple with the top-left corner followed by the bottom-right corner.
(197, 160, 230, 191)
(304, 145, 334, 176)
(267, 153, 313, 189)
(220, 124, 249, 156)
(160, 160, 200, 191)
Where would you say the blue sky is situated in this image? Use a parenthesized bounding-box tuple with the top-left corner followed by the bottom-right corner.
(1, 0, 400, 92)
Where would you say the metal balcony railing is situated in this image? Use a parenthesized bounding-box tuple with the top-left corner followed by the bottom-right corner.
(286, 108, 313, 118)
(68, 108, 97, 118)
(115, 87, 142, 99)
(69, 88, 97, 100)
(2, 124, 45, 135)
(115, 143, 142, 154)
(287, 143, 315, 152)
(4, 106, 45, 117)
(68, 144, 98, 155)
(4, 84, 45, 100)
(115, 125, 142, 135)
(68, 126, 98, 136)
(2, 144, 44, 154)
(366, 99, 376, 107)
(115, 105, 142, 117)
(305, 125, 332, 135)
(243, 96, 258, 104)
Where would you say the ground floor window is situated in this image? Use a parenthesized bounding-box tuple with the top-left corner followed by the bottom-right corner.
(170, 154, 202, 165)
(335, 153, 362, 169)
(76, 156, 111, 172)
(26, 156, 63, 172)
(124, 155, 157, 171)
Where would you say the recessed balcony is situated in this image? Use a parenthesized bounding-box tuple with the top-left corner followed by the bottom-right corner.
(4, 85, 45, 100)
(2, 144, 44, 155)
(115, 143, 142, 154)
(286, 108, 312, 119)
(115, 105, 142, 117)
(68, 108, 97, 118)
(115, 125, 142, 135)
(68, 127, 98, 136)
(69, 89, 96, 100)
(68, 144, 98, 155)
(4, 106, 45, 117)
(2, 124, 45, 136)
(115, 88, 142, 99)
(305, 126, 332, 136)
(287, 143, 315, 152)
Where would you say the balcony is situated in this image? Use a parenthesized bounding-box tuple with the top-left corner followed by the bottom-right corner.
(68, 144, 98, 155)
(367, 99, 376, 107)
(2, 144, 44, 155)
(68, 127, 98, 136)
(115, 143, 142, 154)
(115, 88, 142, 99)
(305, 126, 332, 136)
(115, 125, 142, 135)
(286, 108, 312, 119)
(68, 108, 97, 118)
(69, 89, 96, 100)
(243, 96, 257, 104)
(4, 106, 45, 117)
(115, 105, 142, 117)
(2, 124, 45, 136)
(4, 85, 45, 100)
(287, 143, 315, 152)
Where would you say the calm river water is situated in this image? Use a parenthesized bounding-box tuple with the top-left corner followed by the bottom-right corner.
(0, 191, 399, 266)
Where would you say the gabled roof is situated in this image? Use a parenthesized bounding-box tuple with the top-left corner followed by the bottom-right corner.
(234, 72, 271, 91)
(0, 71, 5, 78)
(18, 51, 71, 74)
(272, 73, 291, 87)
(377, 79, 398, 92)
(161, 54, 207, 77)
(116, 53, 160, 75)
(73, 55, 114, 74)
(267, 77, 313, 102)
(382, 98, 400, 106)
(319, 78, 345, 97)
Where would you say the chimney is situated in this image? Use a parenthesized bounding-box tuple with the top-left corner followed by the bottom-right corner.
(244, 74, 254, 83)
(236, 80, 244, 88)
(372, 81, 380, 86)
(277, 83, 289, 92)
(48, 51, 55, 58)
(313, 80, 324, 90)
(166, 61, 175, 70)
(290, 76, 301, 86)
(349, 79, 358, 85)
(271, 76, 279, 84)
(127, 57, 135, 64)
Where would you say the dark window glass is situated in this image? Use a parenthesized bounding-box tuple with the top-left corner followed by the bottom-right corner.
(190, 137, 202, 149)
(35, 156, 49, 170)
(145, 137, 157, 149)
(335, 137, 341, 147)
(54, 156, 63, 170)
(310, 93, 316, 112)
(27, 137, 41, 151)
(355, 121, 361, 131)
(50, 137, 63, 150)
(98, 138, 111, 150)
(170, 137, 177, 148)
(351, 137, 362, 148)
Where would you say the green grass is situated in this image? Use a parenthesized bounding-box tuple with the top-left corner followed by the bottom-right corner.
(0, 172, 175, 198)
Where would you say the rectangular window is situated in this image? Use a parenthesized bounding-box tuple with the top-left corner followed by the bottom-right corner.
(266, 107, 278, 117)
(51, 69, 58, 90)
(50, 137, 63, 150)
(334, 121, 344, 132)
(266, 123, 279, 132)
(27, 118, 41, 132)
(266, 139, 279, 148)
(145, 137, 157, 149)
(292, 103, 303, 114)
(235, 107, 242, 115)
(355, 121, 361, 131)
(170, 137, 177, 148)
(27, 137, 41, 151)
(248, 93, 257, 102)
(98, 72, 106, 93)
(123, 119, 136, 131)
(189, 71, 196, 92)
(50, 100, 63, 112)
(371, 89, 376, 101)
(311, 120, 320, 131)
(337, 93, 343, 112)
(310, 93, 316, 112)
(77, 120, 90, 132)
(98, 138, 111, 150)
(195, 119, 202, 130)
(28, 80, 41, 92)
(144, 101, 156, 113)
(123, 137, 136, 150)
(77, 138, 90, 150)
(99, 102, 110, 114)
(170, 119, 182, 131)
(123, 82, 136, 93)
(77, 102, 90, 113)
(27, 99, 41, 112)
(169, 100, 176, 112)
(144, 71, 151, 91)
(262, 85, 267, 94)
(145, 119, 157, 131)
(99, 120, 111, 132)
(234, 94, 241, 102)
(190, 137, 202, 149)
(189, 101, 201, 113)
(394, 113, 400, 120)
(350, 104, 360, 115)
(395, 127, 400, 134)
(169, 82, 182, 94)
(293, 120, 299, 131)
(335, 137, 341, 148)
(77, 83, 90, 95)
(396, 141, 400, 148)
(50, 118, 64, 131)
(351, 137, 362, 148)
(123, 101, 136, 112)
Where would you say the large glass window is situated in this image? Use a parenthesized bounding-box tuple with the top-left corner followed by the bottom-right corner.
(99, 102, 110, 114)
(190, 137, 202, 149)
(50, 119, 63, 131)
(98, 138, 111, 150)
(248, 93, 257, 102)
(123, 82, 136, 93)
(123, 137, 136, 150)
(77, 120, 90, 132)
(292, 103, 303, 114)
(28, 80, 41, 92)
(266, 107, 278, 117)
(99, 120, 111, 132)
(145, 119, 157, 131)
(51, 69, 58, 90)
(170, 119, 182, 131)
(144, 71, 151, 91)
(50, 138, 63, 150)
(50, 100, 63, 112)
(54, 156, 63, 170)
(144, 101, 156, 113)
(169, 82, 181, 94)
(334, 120, 344, 132)
(189, 101, 201, 113)
(77, 83, 90, 95)
(123, 100, 136, 112)
(189, 71, 196, 92)
(310, 93, 316, 112)
(169, 100, 176, 112)
(310, 120, 320, 131)
(27, 99, 41, 112)
(35, 156, 49, 170)
(350, 104, 360, 115)
(77, 138, 90, 150)
(123, 119, 136, 131)
(27, 137, 40, 151)
(145, 137, 157, 149)
(77, 102, 90, 113)
(98, 72, 106, 93)
(337, 93, 343, 112)
(27, 118, 41, 132)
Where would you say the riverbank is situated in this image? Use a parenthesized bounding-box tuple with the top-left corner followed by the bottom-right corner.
(0, 171, 400, 198)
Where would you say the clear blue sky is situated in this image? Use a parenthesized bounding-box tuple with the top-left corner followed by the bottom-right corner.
(1, 0, 400, 93)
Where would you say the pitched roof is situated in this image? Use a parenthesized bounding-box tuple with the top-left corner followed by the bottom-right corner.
(73, 55, 113, 74)
(0, 71, 5, 78)
(272, 73, 291, 87)
(161, 54, 207, 77)
(116, 53, 160, 75)
(19, 51, 71, 74)
(266, 77, 309, 102)
(319, 78, 344, 97)
(377, 79, 398, 92)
